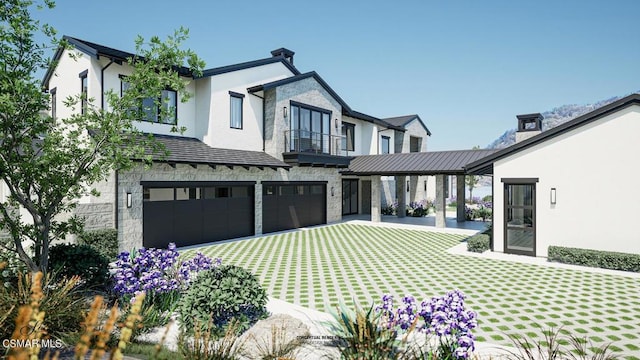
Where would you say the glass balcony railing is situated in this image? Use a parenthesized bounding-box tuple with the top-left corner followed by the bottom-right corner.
(284, 129, 349, 156)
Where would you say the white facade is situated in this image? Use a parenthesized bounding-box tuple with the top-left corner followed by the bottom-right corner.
(492, 104, 640, 257)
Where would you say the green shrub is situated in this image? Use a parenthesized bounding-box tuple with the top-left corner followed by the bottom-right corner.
(475, 207, 492, 221)
(467, 233, 490, 253)
(482, 195, 492, 203)
(48, 243, 110, 289)
(179, 265, 269, 337)
(548, 246, 640, 272)
(77, 228, 118, 260)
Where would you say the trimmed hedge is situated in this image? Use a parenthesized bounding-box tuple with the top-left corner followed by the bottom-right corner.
(467, 233, 490, 253)
(77, 228, 118, 260)
(48, 243, 110, 289)
(548, 246, 640, 272)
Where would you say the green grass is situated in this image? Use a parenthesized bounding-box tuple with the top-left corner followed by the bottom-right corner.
(182, 223, 640, 357)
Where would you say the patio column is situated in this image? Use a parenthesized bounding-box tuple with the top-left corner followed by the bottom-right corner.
(254, 182, 263, 235)
(456, 174, 466, 222)
(435, 174, 446, 228)
(396, 175, 406, 218)
(371, 175, 382, 222)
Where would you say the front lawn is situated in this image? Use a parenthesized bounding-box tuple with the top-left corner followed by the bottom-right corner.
(184, 224, 640, 358)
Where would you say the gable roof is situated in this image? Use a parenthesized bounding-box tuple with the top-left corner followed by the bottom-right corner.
(248, 72, 405, 131)
(345, 149, 497, 176)
(148, 134, 290, 169)
(199, 56, 299, 78)
(384, 114, 432, 136)
(465, 93, 640, 175)
(42, 36, 193, 88)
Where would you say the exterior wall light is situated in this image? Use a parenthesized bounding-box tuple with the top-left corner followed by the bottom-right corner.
(550, 188, 556, 205)
(331, 186, 335, 196)
(126, 192, 132, 208)
(406, 180, 410, 192)
(335, 118, 339, 129)
(283, 106, 288, 118)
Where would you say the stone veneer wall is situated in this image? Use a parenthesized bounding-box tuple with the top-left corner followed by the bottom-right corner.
(75, 203, 114, 231)
(264, 77, 342, 159)
(117, 163, 342, 252)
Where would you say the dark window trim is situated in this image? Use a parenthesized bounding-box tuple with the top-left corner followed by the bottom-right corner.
(500, 178, 539, 184)
(342, 122, 355, 151)
(80, 70, 88, 115)
(230, 93, 243, 129)
(381, 135, 391, 154)
(290, 100, 332, 117)
(141, 181, 256, 188)
(78, 70, 88, 78)
(50, 87, 57, 119)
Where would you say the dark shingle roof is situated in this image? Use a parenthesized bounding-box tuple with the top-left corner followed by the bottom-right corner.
(383, 114, 432, 136)
(465, 93, 640, 175)
(147, 134, 290, 169)
(346, 149, 498, 175)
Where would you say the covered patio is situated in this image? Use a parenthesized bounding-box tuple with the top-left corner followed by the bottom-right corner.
(343, 149, 497, 228)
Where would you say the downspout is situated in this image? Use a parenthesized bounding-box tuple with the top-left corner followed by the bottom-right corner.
(100, 59, 115, 110)
(114, 170, 119, 231)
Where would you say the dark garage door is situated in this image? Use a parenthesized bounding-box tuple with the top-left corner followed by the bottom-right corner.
(143, 182, 254, 249)
(262, 182, 326, 234)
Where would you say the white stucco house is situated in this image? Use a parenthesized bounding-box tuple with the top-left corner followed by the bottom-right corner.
(466, 94, 640, 257)
(39, 36, 432, 251)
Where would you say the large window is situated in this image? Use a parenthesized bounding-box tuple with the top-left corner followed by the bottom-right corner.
(230, 91, 244, 129)
(410, 136, 422, 152)
(121, 77, 177, 124)
(79, 70, 88, 115)
(381, 136, 390, 154)
(342, 122, 355, 152)
(289, 102, 331, 153)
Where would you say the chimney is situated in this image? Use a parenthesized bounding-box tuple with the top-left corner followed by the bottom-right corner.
(515, 113, 543, 143)
(270, 48, 295, 65)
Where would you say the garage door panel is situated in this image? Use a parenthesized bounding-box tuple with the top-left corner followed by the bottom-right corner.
(143, 201, 175, 249)
(262, 183, 326, 234)
(143, 184, 254, 248)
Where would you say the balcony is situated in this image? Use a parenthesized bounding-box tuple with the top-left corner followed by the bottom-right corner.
(282, 129, 352, 167)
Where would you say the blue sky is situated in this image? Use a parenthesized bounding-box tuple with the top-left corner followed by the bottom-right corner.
(35, 0, 640, 150)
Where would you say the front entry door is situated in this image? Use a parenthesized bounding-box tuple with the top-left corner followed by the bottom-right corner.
(504, 182, 536, 256)
(342, 179, 359, 215)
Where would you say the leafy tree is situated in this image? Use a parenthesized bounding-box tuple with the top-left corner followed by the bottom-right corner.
(0, 0, 205, 272)
(465, 146, 481, 201)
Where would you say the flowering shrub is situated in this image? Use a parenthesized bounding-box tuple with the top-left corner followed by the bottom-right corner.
(112, 243, 219, 298)
(376, 290, 477, 359)
(407, 199, 433, 217)
(382, 200, 398, 215)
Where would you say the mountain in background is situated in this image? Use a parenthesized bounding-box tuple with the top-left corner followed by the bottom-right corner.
(487, 91, 639, 149)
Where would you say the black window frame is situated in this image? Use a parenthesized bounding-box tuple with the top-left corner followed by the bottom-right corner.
(381, 135, 390, 154)
(342, 122, 355, 152)
(229, 91, 244, 129)
(120, 75, 178, 125)
(79, 70, 88, 115)
(50, 87, 57, 119)
(409, 136, 422, 153)
(289, 101, 332, 154)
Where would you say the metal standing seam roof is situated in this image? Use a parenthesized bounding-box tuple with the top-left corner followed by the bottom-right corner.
(143, 134, 290, 169)
(344, 149, 498, 175)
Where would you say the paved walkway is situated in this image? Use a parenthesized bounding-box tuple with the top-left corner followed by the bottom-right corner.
(184, 223, 640, 359)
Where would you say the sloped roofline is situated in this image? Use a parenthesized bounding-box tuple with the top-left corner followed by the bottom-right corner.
(384, 114, 432, 136)
(42, 36, 300, 88)
(248, 72, 405, 131)
(465, 93, 640, 174)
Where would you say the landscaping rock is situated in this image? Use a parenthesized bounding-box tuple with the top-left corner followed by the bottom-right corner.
(238, 314, 310, 359)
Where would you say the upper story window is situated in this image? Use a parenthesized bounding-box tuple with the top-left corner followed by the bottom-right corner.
(121, 76, 177, 125)
(410, 136, 422, 152)
(79, 70, 88, 115)
(342, 122, 355, 152)
(381, 135, 390, 154)
(229, 91, 244, 129)
(50, 88, 57, 119)
(289, 101, 331, 154)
